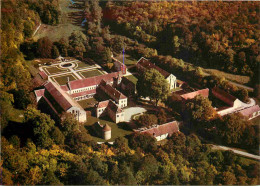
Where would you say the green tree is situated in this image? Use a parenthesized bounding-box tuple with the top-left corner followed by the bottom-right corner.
(69, 31, 88, 59)
(56, 38, 69, 57)
(128, 133, 157, 153)
(137, 69, 169, 106)
(102, 47, 112, 63)
(184, 95, 216, 123)
(114, 136, 129, 152)
(50, 127, 65, 145)
(136, 114, 158, 127)
(9, 135, 20, 148)
(111, 36, 125, 54)
(157, 109, 167, 124)
(37, 37, 53, 58)
(60, 113, 79, 137)
(215, 113, 247, 145)
(24, 107, 55, 148)
(221, 171, 237, 185)
(118, 162, 137, 185)
(23, 21, 34, 38)
(52, 45, 60, 59)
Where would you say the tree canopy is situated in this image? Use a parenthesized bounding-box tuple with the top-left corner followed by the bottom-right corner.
(137, 69, 169, 105)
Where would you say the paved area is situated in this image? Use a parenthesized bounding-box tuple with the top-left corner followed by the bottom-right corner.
(211, 145, 260, 161)
(123, 107, 147, 122)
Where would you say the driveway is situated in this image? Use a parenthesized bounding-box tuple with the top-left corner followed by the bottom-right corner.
(211, 145, 260, 161)
(123, 107, 147, 122)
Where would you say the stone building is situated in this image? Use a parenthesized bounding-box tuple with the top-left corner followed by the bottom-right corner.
(96, 100, 125, 123)
(34, 81, 87, 122)
(93, 122, 112, 140)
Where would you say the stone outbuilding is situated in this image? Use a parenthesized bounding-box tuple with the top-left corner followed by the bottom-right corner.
(93, 122, 112, 140)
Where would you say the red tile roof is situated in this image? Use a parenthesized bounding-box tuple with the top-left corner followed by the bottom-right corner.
(180, 88, 209, 100)
(137, 57, 170, 78)
(103, 124, 111, 131)
(71, 89, 96, 98)
(239, 105, 260, 118)
(39, 71, 48, 79)
(100, 82, 127, 100)
(108, 100, 122, 113)
(44, 82, 73, 111)
(97, 100, 110, 108)
(35, 89, 45, 97)
(97, 100, 122, 113)
(212, 87, 237, 106)
(139, 121, 179, 138)
(60, 85, 69, 91)
(69, 72, 120, 90)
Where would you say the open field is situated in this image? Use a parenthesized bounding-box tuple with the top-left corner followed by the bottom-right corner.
(79, 70, 103, 78)
(9, 108, 24, 123)
(115, 54, 137, 66)
(52, 74, 77, 85)
(204, 69, 250, 85)
(84, 116, 133, 142)
(77, 98, 98, 110)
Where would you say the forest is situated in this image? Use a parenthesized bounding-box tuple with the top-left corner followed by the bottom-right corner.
(104, 1, 259, 79)
(1, 0, 259, 185)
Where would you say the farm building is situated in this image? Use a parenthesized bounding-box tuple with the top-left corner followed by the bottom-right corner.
(134, 121, 180, 141)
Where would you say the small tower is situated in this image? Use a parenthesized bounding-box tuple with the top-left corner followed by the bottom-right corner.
(103, 124, 111, 140)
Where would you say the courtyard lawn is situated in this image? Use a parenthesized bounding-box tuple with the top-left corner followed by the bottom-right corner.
(43, 66, 69, 75)
(125, 75, 138, 85)
(77, 98, 98, 110)
(73, 61, 91, 70)
(80, 70, 103, 78)
(52, 74, 77, 85)
(84, 116, 133, 142)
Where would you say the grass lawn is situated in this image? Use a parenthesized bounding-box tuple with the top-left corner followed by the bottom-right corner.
(9, 108, 24, 123)
(77, 98, 98, 110)
(80, 70, 103, 78)
(53, 74, 77, 85)
(33, 0, 84, 42)
(43, 66, 69, 75)
(115, 54, 137, 66)
(84, 116, 133, 142)
(204, 69, 250, 85)
(125, 75, 138, 85)
(74, 61, 91, 70)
